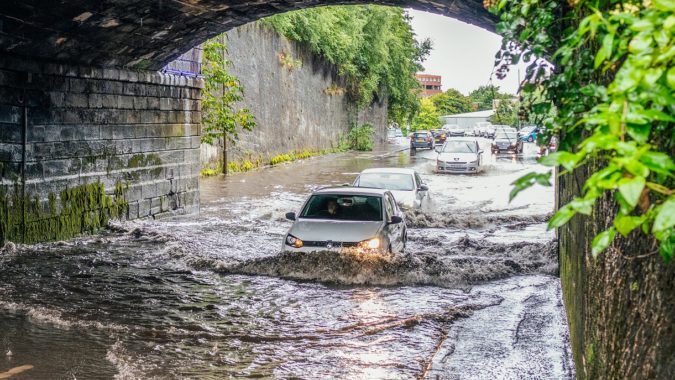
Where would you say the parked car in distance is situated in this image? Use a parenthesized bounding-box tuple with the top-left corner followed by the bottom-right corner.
(353, 167, 429, 210)
(519, 126, 538, 142)
(410, 130, 435, 150)
(474, 121, 492, 137)
(283, 187, 407, 254)
(431, 129, 447, 144)
(435, 138, 484, 174)
(443, 124, 465, 137)
(484, 124, 497, 138)
(491, 130, 523, 154)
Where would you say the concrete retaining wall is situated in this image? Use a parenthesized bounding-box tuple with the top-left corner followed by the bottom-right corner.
(197, 23, 388, 168)
(0, 56, 202, 243)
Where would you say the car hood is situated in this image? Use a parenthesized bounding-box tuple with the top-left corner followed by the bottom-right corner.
(289, 220, 383, 242)
(438, 152, 477, 162)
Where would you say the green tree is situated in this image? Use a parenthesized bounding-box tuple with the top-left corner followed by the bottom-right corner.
(468, 84, 514, 111)
(200, 38, 256, 175)
(261, 6, 430, 126)
(410, 97, 442, 131)
(489, 99, 518, 126)
(429, 88, 472, 116)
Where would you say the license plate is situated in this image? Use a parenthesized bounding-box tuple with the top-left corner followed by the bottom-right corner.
(449, 165, 464, 169)
(417, 138, 425, 142)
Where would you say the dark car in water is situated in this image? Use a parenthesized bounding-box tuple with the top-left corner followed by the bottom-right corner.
(491, 131, 523, 154)
(410, 131, 435, 150)
(431, 129, 447, 144)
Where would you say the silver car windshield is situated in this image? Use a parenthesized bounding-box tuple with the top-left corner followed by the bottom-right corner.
(442, 141, 476, 153)
(300, 194, 382, 221)
(355, 173, 414, 191)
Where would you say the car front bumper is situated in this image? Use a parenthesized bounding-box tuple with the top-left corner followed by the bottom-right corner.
(436, 161, 480, 173)
(411, 141, 433, 149)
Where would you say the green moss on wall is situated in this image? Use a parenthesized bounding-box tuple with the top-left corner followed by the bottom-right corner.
(0, 181, 128, 244)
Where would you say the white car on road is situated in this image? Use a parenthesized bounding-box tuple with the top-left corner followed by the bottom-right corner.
(283, 187, 407, 254)
(435, 138, 484, 174)
(352, 167, 429, 210)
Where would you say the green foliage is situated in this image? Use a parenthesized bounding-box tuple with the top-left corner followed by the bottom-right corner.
(261, 6, 431, 125)
(428, 88, 472, 115)
(493, 0, 675, 260)
(278, 51, 303, 70)
(489, 99, 518, 126)
(346, 123, 375, 151)
(201, 38, 256, 146)
(468, 84, 514, 111)
(410, 97, 442, 131)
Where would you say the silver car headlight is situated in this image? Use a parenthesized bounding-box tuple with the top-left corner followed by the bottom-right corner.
(359, 238, 381, 250)
(285, 234, 304, 248)
(469, 159, 478, 164)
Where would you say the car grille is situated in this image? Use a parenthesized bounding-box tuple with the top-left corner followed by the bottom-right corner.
(303, 241, 359, 248)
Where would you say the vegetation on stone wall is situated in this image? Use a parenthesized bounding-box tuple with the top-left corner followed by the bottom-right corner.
(261, 6, 431, 126)
(495, 0, 674, 261)
(0, 182, 127, 244)
(344, 123, 375, 151)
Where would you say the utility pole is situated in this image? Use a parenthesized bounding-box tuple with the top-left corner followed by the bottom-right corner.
(221, 34, 228, 175)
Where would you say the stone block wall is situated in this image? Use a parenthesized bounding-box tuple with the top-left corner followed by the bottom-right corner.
(195, 23, 388, 169)
(0, 56, 202, 243)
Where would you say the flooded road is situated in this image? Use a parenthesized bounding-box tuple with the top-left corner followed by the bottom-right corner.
(0, 138, 573, 379)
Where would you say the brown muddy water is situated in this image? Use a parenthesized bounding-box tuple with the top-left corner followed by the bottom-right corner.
(0, 138, 574, 379)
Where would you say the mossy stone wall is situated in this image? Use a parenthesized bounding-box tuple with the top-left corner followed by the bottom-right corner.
(558, 163, 675, 379)
(0, 57, 203, 243)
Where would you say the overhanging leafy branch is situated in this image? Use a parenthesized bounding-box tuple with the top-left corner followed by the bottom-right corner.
(493, 0, 674, 261)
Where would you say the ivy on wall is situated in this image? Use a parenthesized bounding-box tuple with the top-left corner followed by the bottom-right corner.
(495, 0, 674, 261)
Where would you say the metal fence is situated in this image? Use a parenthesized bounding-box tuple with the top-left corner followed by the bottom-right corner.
(161, 46, 203, 77)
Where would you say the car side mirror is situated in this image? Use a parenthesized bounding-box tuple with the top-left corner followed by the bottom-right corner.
(434, 146, 441, 153)
(478, 150, 484, 154)
(418, 184, 429, 191)
(389, 215, 403, 224)
(285, 212, 296, 221)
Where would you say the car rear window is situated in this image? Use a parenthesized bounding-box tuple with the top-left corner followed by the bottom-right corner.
(355, 173, 414, 191)
(300, 194, 382, 221)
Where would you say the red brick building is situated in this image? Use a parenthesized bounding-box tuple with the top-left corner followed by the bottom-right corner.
(416, 74, 442, 97)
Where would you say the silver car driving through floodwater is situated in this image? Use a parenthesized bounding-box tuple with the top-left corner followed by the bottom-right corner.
(283, 187, 407, 254)
(436, 138, 484, 173)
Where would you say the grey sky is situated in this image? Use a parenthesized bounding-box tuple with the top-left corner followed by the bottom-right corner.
(409, 10, 525, 96)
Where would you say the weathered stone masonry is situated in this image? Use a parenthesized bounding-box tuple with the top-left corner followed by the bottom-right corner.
(0, 56, 202, 243)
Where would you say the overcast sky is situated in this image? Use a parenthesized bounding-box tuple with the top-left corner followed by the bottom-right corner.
(408, 9, 525, 96)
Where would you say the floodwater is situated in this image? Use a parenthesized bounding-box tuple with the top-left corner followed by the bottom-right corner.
(0, 138, 574, 379)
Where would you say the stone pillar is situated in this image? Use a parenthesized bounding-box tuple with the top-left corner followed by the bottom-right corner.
(0, 56, 202, 243)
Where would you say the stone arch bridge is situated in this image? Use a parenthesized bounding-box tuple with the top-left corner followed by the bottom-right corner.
(0, 0, 495, 243)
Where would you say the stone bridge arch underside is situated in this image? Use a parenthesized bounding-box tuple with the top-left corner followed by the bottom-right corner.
(0, 0, 496, 70)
